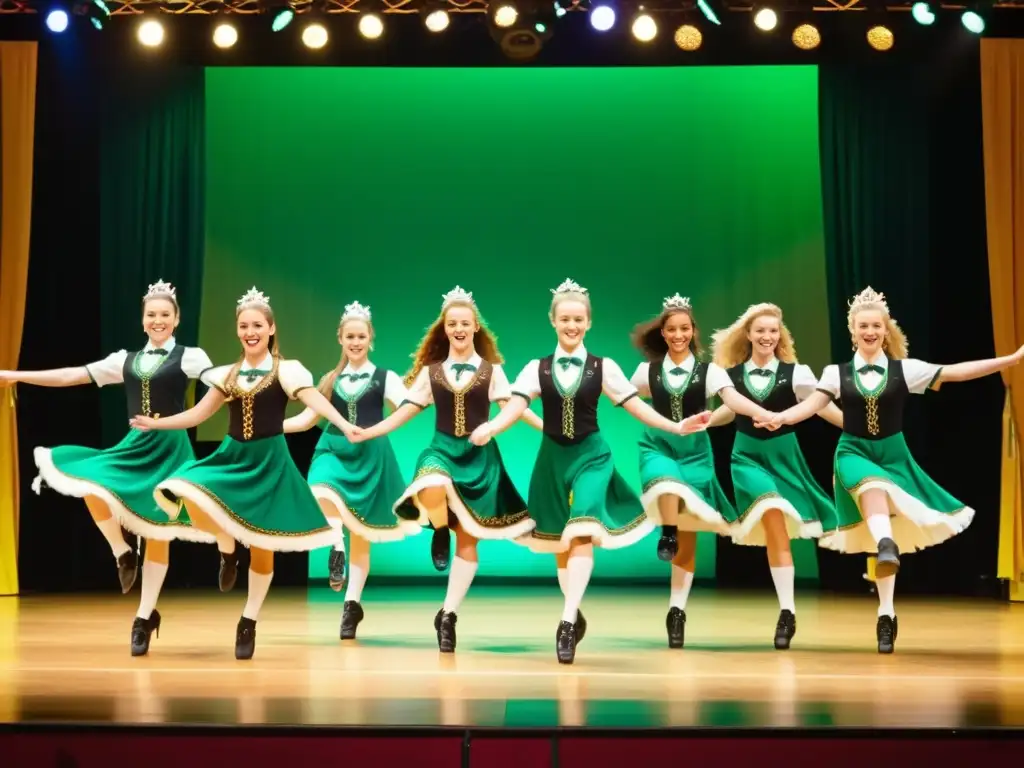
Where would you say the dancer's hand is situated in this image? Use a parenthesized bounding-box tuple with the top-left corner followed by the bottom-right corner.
(342, 423, 364, 442)
(677, 410, 711, 435)
(130, 415, 158, 431)
(0, 371, 16, 386)
(754, 412, 785, 431)
(1014, 344, 1024, 363)
(469, 422, 493, 446)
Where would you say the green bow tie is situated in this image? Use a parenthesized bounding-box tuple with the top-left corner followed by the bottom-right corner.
(451, 362, 476, 380)
(556, 356, 583, 371)
(145, 349, 168, 356)
(241, 368, 271, 383)
(858, 364, 885, 375)
(668, 366, 686, 375)
(341, 372, 370, 381)
(749, 368, 773, 376)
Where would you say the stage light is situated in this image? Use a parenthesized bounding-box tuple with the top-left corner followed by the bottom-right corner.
(74, 0, 109, 31)
(631, 12, 657, 42)
(359, 13, 384, 39)
(961, 11, 985, 34)
(425, 9, 450, 32)
(137, 19, 164, 48)
(212, 23, 238, 49)
(492, 3, 518, 28)
(697, 0, 721, 26)
(911, 2, 935, 25)
(792, 23, 820, 50)
(302, 23, 328, 48)
(753, 7, 777, 31)
(271, 9, 294, 32)
(673, 24, 702, 51)
(45, 9, 69, 33)
(867, 25, 894, 51)
(590, 4, 615, 31)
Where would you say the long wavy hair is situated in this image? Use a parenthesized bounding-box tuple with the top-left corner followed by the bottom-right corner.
(224, 302, 281, 392)
(711, 302, 797, 370)
(847, 299, 908, 359)
(405, 301, 503, 386)
(318, 317, 375, 397)
(631, 307, 704, 362)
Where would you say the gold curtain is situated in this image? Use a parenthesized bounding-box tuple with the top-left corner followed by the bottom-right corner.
(981, 39, 1024, 600)
(0, 42, 37, 596)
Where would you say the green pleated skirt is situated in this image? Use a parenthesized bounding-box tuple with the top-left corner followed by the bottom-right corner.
(393, 431, 534, 540)
(155, 434, 337, 551)
(520, 432, 653, 553)
(729, 431, 833, 546)
(33, 430, 214, 543)
(308, 427, 420, 543)
(820, 432, 974, 554)
(638, 429, 735, 535)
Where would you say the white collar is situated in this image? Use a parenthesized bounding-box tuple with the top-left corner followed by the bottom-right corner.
(144, 337, 176, 353)
(343, 359, 375, 375)
(854, 352, 888, 370)
(240, 353, 274, 371)
(745, 357, 779, 372)
(662, 354, 695, 373)
(555, 343, 587, 361)
(444, 352, 482, 369)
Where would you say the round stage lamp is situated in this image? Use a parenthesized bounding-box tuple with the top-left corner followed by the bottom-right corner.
(137, 20, 165, 48)
(961, 11, 985, 34)
(792, 23, 820, 50)
(359, 13, 384, 39)
(425, 9, 450, 32)
(911, 2, 935, 25)
(590, 5, 615, 32)
(867, 25, 894, 51)
(212, 23, 238, 49)
(631, 13, 657, 42)
(673, 24, 702, 51)
(302, 23, 328, 49)
(492, 4, 518, 28)
(46, 9, 69, 33)
(754, 8, 777, 31)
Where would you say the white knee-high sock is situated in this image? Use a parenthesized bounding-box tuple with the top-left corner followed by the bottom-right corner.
(96, 517, 131, 559)
(876, 575, 896, 617)
(243, 570, 273, 621)
(217, 533, 236, 555)
(770, 565, 796, 613)
(327, 518, 345, 552)
(346, 562, 368, 604)
(867, 514, 893, 544)
(561, 555, 593, 623)
(670, 565, 694, 610)
(442, 556, 478, 614)
(136, 561, 168, 620)
(557, 567, 568, 596)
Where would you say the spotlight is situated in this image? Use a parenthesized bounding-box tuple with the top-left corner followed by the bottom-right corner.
(866, 25, 894, 51)
(590, 4, 615, 31)
(269, 4, 294, 32)
(961, 11, 985, 34)
(359, 13, 384, 39)
(46, 9, 69, 33)
(753, 7, 777, 31)
(137, 19, 165, 48)
(631, 12, 657, 42)
(74, 0, 109, 31)
(491, 3, 518, 28)
(303, 23, 328, 48)
(212, 23, 238, 49)
(911, 2, 935, 25)
(425, 9, 450, 32)
(673, 24, 702, 51)
(697, 0, 721, 26)
(792, 23, 820, 50)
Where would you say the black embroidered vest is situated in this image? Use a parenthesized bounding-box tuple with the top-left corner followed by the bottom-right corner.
(837, 360, 907, 440)
(226, 373, 290, 442)
(329, 367, 387, 429)
(123, 347, 189, 419)
(539, 354, 603, 446)
(648, 359, 709, 422)
(726, 361, 798, 441)
(430, 360, 492, 438)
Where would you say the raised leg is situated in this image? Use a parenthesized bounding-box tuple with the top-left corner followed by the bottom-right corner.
(656, 494, 680, 561)
(83, 495, 136, 592)
(182, 500, 239, 592)
(417, 486, 451, 571)
(318, 499, 347, 591)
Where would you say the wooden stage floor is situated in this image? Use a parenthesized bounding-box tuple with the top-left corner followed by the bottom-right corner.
(2, 585, 1024, 730)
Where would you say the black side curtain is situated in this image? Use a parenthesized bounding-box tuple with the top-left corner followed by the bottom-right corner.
(99, 65, 205, 445)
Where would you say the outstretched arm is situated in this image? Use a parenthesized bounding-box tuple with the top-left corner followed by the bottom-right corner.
(296, 388, 358, 437)
(718, 387, 775, 422)
(355, 401, 422, 441)
(936, 346, 1024, 386)
(131, 388, 226, 431)
(0, 367, 92, 388)
(473, 396, 530, 444)
(283, 407, 321, 434)
(497, 398, 542, 431)
(621, 396, 711, 435)
(765, 390, 832, 428)
(816, 402, 844, 429)
(708, 404, 735, 428)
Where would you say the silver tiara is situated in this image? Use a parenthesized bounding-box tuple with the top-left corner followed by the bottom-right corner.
(663, 293, 691, 311)
(848, 286, 889, 315)
(551, 278, 588, 296)
(143, 279, 176, 300)
(237, 286, 271, 309)
(342, 300, 372, 322)
(441, 285, 475, 309)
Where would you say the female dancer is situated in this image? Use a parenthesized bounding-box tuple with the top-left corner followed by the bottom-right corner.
(283, 300, 420, 640)
(131, 286, 360, 660)
(470, 279, 726, 664)
(0, 280, 214, 656)
(628, 294, 737, 649)
(708, 302, 841, 650)
(761, 286, 1022, 653)
(350, 286, 539, 653)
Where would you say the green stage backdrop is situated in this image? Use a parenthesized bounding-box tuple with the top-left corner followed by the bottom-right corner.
(200, 66, 830, 581)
